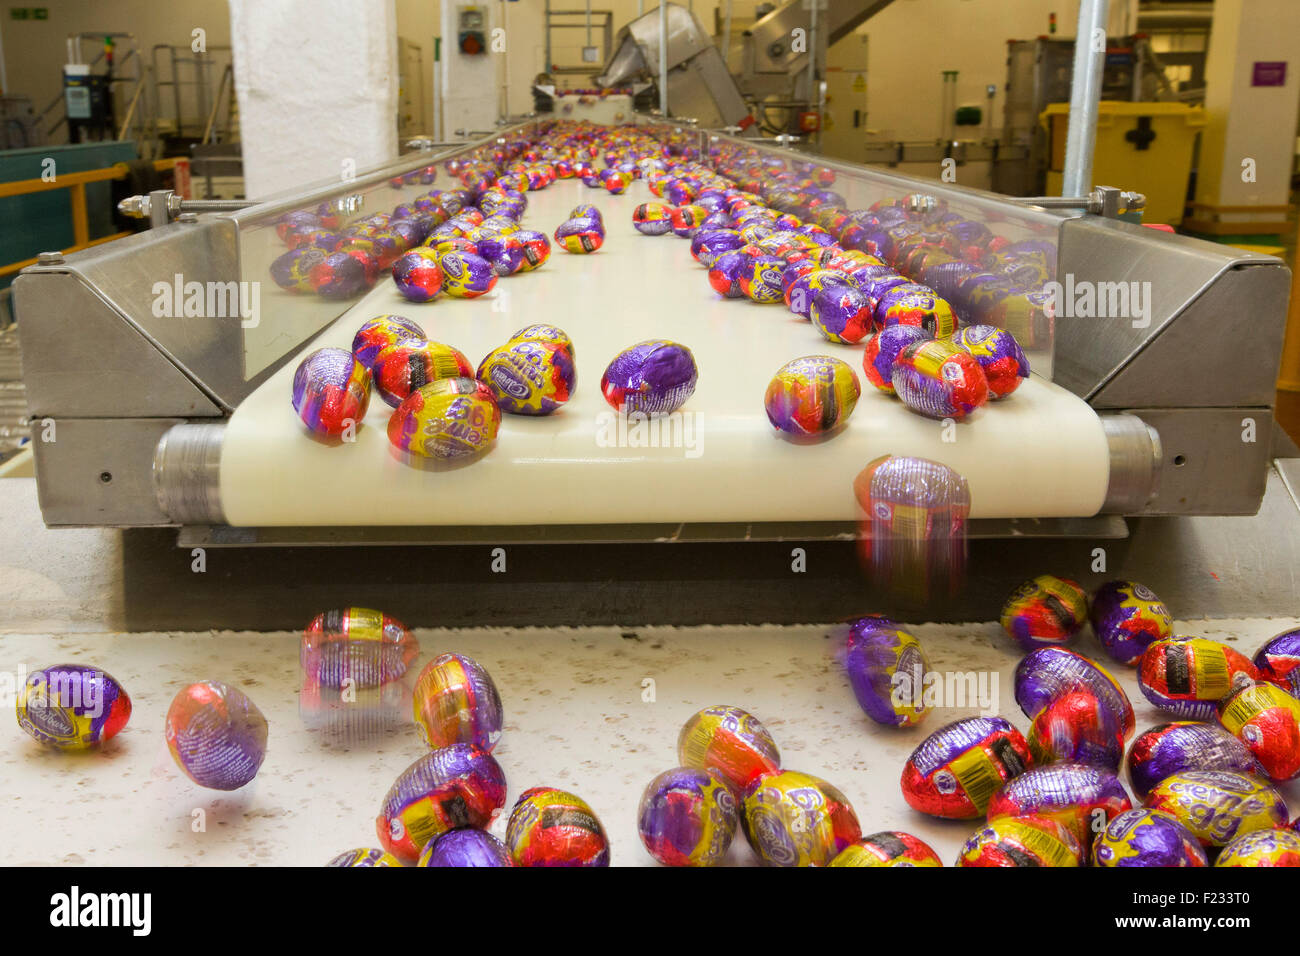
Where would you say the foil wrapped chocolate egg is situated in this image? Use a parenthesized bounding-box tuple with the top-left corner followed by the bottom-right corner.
(861, 325, 931, 394)
(692, 229, 745, 266)
(957, 815, 1082, 867)
(1217, 682, 1300, 781)
(506, 787, 610, 866)
(291, 348, 371, 436)
(569, 203, 602, 223)
(325, 847, 404, 867)
(1027, 690, 1127, 770)
(986, 763, 1132, 846)
(784, 267, 849, 319)
(16, 664, 131, 750)
(810, 284, 874, 344)
(739, 254, 787, 304)
(708, 249, 752, 298)
(1091, 808, 1208, 867)
(512, 229, 552, 271)
(475, 234, 529, 276)
(391, 248, 446, 302)
(842, 615, 930, 728)
(412, 652, 503, 752)
(387, 377, 501, 460)
(1138, 637, 1259, 720)
(632, 202, 674, 236)
(375, 340, 474, 408)
(417, 828, 513, 867)
(742, 770, 862, 867)
(949, 324, 1030, 398)
(1089, 580, 1174, 666)
(554, 216, 604, 253)
(901, 716, 1032, 819)
(1254, 628, 1300, 696)
(891, 339, 989, 421)
(377, 745, 506, 863)
(1216, 827, 1300, 867)
(1000, 575, 1088, 650)
(601, 340, 698, 415)
(763, 355, 860, 437)
(670, 204, 711, 238)
(829, 831, 942, 867)
(300, 607, 418, 689)
(1126, 721, 1258, 801)
(477, 337, 576, 415)
(165, 680, 268, 790)
(677, 704, 782, 790)
(270, 247, 328, 292)
(1014, 647, 1134, 736)
(1146, 770, 1288, 847)
(875, 285, 958, 337)
(351, 314, 425, 372)
(637, 767, 738, 867)
(509, 323, 574, 367)
(438, 251, 498, 298)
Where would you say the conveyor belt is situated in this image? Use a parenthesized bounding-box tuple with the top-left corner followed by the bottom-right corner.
(218, 177, 1110, 527)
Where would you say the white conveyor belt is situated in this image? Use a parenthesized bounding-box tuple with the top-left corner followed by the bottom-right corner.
(220, 178, 1110, 526)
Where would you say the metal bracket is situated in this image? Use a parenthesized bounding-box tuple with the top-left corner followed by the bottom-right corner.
(1015, 185, 1146, 219)
(118, 189, 255, 226)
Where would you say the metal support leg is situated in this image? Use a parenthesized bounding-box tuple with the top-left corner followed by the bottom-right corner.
(1062, 0, 1110, 197)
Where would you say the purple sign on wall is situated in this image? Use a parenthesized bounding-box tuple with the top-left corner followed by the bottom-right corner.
(1252, 61, 1287, 87)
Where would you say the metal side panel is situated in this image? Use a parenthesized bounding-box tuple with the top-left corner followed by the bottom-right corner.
(14, 271, 224, 419)
(1128, 407, 1274, 515)
(1092, 263, 1291, 409)
(31, 418, 184, 526)
(1053, 215, 1287, 404)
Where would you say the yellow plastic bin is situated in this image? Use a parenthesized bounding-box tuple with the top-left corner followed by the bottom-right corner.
(1041, 101, 1206, 226)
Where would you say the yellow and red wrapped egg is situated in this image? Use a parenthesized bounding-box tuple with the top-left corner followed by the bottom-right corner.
(509, 322, 574, 362)
(1089, 580, 1174, 666)
(326, 848, 404, 867)
(1217, 681, 1300, 781)
(387, 377, 501, 460)
(677, 704, 781, 791)
(376, 744, 507, 863)
(437, 251, 498, 297)
(1028, 690, 1127, 771)
(477, 337, 576, 415)
(165, 680, 268, 791)
(1014, 646, 1134, 736)
(506, 787, 610, 866)
(810, 284, 874, 344)
(901, 716, 1032, 819)
(862, 325, 931, 394)
(670, 204, 710, 238)
(1092, 807, 1208, 866)
(1000, 574, 1088, 650)
(958, 814, 1082, 867)
(1126, 721, 1258, 801)
(949, 324, 1030, 398)
(16, 664, 131, 751)
(986, 763, 1132, 847)
(602, 170, 630, 195)
(352, 314, 425, 372)
(632, 202, 674, 236)
(742, 770, 862, 867)
(1138, 636, 1259, 720)
(829, 831, 942, 867)
(412, 652, 504, 752)
(375, 340, 474, 408)
(310, 250, 377, 299)
(637, 767, 738, 867)
(1146, 770, 1288, 847)
(301, 607, 418, 690)
(841, 615, 930, 728)
(1216, 827, 1300, 866)
(763, 355, 860, 437)
(875, 284, 958, 337)
(1254, 627, 1300, 696)
(554, 216, 604, 253)
(291, 348, 371, 436)
(708, 249, 753, 298)
(891, 338, 989, 421)
(270, 247, 328, 291)
(735, 253, 785, 304)
(511, 229, 552, 271)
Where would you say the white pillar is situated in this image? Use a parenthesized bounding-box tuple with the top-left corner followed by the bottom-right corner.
(1191, 0, 1300, 233)
(229, 0, 399, 198)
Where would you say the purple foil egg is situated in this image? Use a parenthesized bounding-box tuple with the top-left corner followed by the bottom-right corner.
(600, 340, 698, 415)
(1126, 722, 1260, 801)
(270, 247, 328, 292)
(1014, 647, 1135, 737)
(164, 680, 268, 791)
(1089, 580, 1174, 666)
(861, 325, 932, 394)
(1254, 628, 1300, 696)
(843, 616, 930, 728)
(418, 827, 513, 867)
(637, 766, 738, 867)
(987, 763, 1132, 847)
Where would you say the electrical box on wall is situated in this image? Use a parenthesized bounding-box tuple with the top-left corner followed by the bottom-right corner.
(458, 5, 487, 56)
